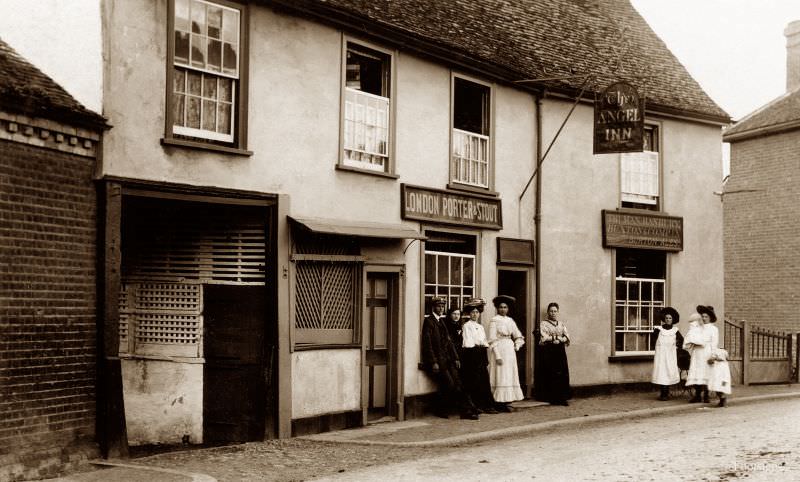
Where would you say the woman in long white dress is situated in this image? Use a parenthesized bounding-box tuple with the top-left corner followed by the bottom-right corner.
(651, 307, 683, 401)
(487, 295, 525, 411)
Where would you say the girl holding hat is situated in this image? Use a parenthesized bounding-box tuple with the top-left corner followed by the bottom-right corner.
(487, 295, 525, 411)
(651, 307, 683, 401)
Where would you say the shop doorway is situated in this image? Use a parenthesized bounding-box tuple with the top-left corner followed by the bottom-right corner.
(203, 285, 267, 443)
(364, 272, 399, 422)
(497, 269, 529, 396)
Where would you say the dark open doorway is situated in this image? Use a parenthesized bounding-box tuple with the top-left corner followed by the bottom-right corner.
(497, 269, 529, 396)
(364, 272, 400, 422)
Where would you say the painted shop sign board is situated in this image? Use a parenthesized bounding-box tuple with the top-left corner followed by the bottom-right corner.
(602, 210, 683, 252)
(594, 82, 645, 154)
(401, 184, 502, 230)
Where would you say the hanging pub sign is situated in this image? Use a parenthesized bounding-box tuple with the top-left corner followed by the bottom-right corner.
(593, 81, 645, 154)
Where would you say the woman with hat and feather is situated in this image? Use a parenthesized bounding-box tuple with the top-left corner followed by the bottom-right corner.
(487, 295, 525, 411)
(536, 302, 572, 406)
(651, 306, 683, 401)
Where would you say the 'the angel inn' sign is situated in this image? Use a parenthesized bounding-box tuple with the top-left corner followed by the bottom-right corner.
(594, 81, 645, 154)
(401, 184, 502, 230)
(602, 210, 683, 252)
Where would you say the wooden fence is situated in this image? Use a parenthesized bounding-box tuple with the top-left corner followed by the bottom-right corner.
(724, 319, 796, 385)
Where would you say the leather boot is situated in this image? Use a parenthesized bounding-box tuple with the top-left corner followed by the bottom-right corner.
(689, 387, 702, 403)
(717, 396, 727, 408)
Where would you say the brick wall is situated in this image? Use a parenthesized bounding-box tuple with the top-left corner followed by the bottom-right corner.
(724, 130, 800, 334)
(0, 138, 98, 480)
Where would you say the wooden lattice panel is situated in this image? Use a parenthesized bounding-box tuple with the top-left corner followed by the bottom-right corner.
(119, 282, 203, 357)
(118, 284, 132, 353)
(295, 261, 355, 331)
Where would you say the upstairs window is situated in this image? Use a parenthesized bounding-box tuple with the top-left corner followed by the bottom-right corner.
(621, 125, 659, 209)
(168, 0, 247, 148)
(451, 76, 491, 189)
(342, 42, 392, 173)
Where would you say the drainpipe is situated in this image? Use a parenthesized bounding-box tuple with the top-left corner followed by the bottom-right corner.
(534, 94, 543, 337)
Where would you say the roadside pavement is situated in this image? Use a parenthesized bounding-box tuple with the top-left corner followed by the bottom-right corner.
(48, 383, 800, 482)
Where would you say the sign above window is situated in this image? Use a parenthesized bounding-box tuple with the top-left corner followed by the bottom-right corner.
(602, 210, 683, 252)
(594, 82, 645, 154)
(401, 184, 502, 230)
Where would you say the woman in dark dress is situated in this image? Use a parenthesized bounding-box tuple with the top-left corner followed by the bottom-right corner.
(536, 302, 571, 406)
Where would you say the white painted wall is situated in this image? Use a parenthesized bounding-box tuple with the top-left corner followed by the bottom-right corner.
(0, 0, 103, 112)
(292, 350, 361, 418)
(121, 359, 203, 445)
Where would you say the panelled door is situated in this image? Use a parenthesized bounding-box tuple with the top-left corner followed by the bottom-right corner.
(364, 273, 394, 421)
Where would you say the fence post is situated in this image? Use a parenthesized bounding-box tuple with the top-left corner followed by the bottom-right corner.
(788, 332, 794, 383)
(742, 320, 750, 386)
(796, 333, 800, 383)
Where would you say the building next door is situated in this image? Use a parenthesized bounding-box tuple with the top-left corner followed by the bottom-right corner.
(498, 269, 529, 396)
(364, 272, 400, 422)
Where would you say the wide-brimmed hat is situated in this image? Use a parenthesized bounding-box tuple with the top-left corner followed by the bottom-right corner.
(464, 297, 486, 308)
(696, 305, 717, 322)
(659, 307, 680, 324)
(431, 296, 447, 305)
(492, 295, 516, 307)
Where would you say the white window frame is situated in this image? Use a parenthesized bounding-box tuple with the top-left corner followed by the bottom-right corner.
(614, 276, 665, 355)
(169, 0, 244, 144)
(621, 124, 660, 207)
(450, 73, 494, 190)
(424, 250, 477, 309)
(339, 38, 395, 175)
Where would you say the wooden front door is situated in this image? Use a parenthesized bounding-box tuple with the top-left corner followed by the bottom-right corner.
(364, 273, 395, 421)
(203, 285, 267, 443)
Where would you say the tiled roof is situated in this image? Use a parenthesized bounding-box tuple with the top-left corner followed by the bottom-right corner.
(0, 37, 106, 129)
(723, 88, 800, 141)
(293, 0, 728, 121)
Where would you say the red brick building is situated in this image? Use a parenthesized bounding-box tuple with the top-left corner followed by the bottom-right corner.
(0, 39, 107, 480)
(722, 20, 800, 334)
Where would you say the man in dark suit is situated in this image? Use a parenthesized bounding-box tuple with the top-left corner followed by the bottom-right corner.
(421, 296, 479, 419)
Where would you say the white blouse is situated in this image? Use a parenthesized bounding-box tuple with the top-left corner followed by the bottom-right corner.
(462, 320, 489, 348)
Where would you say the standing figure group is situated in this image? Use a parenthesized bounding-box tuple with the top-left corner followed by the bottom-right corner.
(421, 295, 525, 419)
(651, 305, 731, 407)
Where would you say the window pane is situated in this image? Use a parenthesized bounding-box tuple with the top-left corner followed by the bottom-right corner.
(202, 100, 216, 131)
(207, 6, 222, 39)
(615, 306, 625, 329)
(187, 71, 202, 95)
(175, 31, 190, 64)
(172, 93, 185, 127)
(175, 0, 190, 31)
(207, 39, 222, 72)
(219, 78, 232, 102)
(203, 76, 217, 99)
(222, 42, 237, 74)
(425, 254, 436, 283)
(222, 9, 238, 43)
(174, 68, 186, 93)
(187, 97, 201, 128)
(191, 1, 205, 34)
(437, 256, 449, 285)
(463, 257, 474, 285)
(217, 103, 231, 134)
(191, 33, 205, 68)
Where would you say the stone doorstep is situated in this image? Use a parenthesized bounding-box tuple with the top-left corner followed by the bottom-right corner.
(302, 421, 431, 442)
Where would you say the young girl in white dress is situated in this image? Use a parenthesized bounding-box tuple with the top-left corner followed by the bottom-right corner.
(683, 305, 719, 403)
(707, 347, 732, 407)
(651, 307, 683, 400)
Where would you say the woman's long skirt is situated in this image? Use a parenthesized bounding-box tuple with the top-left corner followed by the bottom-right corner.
(460, 346, 495, 409)
(536, 343, 571, 403)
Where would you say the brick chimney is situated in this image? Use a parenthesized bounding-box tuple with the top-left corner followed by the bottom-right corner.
(786, 20, 800, 92)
